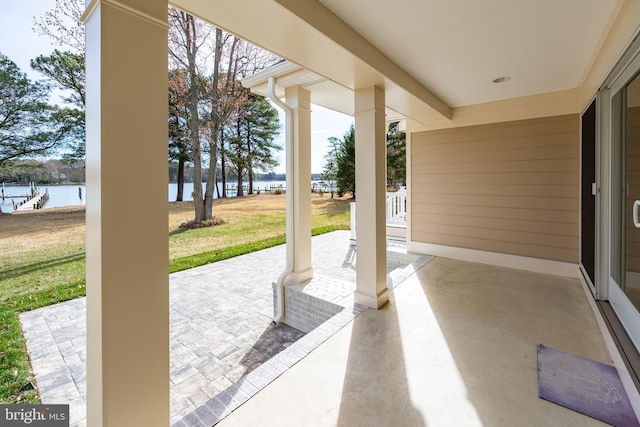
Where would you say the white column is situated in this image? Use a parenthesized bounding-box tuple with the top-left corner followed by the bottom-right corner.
(285, 86, 313, 283)
(83, 1, 169, 425)
(354, 86, 389, 309)
(404, 118, 418, 247)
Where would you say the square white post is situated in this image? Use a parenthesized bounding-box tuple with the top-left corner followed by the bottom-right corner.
(83, 1, 169, 425)
(354, 86, 389, 308)
(286, 86, 313, 283)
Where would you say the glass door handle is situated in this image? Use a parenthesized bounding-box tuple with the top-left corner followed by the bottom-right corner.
(634, 200, 640, 228)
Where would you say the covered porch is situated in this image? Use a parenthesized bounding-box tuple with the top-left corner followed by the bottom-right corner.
(80, 0, 640, 425)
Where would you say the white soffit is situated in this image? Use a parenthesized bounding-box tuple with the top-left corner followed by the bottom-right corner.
(241, 63, 406, 122)
(319, 0, 618, 108)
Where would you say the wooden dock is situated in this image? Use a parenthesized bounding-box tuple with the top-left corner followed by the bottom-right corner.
(15, 191, 49, 211)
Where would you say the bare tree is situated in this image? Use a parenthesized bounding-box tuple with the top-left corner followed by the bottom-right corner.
(169, 7, 280, 224)
(168, 7, 211, 223)
(202, 30, 244, 204)
(168, 68, 191, 201)
(33, 0, 85, 53)
(203, 34, 280, 200)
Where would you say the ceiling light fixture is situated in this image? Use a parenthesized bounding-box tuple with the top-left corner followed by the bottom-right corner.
(493, 76, 511, 83)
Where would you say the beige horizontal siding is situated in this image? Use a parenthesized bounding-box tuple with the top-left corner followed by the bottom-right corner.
(413, 171, 577, 186)
(412, 194, 577, 211)
(414, 184, 577, 198)
(411, 231, 578, 263)
(413, 214, 576, 237)
(414, 118, 577, 148)
(414, 159, 575, 174)
(413, 203, 578, 224)
(411, 114, 579, 263)
(413, 144, 576, 164)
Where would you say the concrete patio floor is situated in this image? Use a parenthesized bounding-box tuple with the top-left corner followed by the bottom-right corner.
(217, 257, 635, 427)
(19, 230, 430, 426)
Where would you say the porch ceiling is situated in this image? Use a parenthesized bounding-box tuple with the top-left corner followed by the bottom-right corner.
(172, 0, 620, 121)
(318, 0, 619, 108)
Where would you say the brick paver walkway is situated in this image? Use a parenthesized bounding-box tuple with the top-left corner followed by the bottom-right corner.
(20, 231, 431, 426)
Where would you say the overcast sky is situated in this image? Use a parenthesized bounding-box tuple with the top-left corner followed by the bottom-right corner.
(1, 0, 59, 80)
(0, 0, 354, 174)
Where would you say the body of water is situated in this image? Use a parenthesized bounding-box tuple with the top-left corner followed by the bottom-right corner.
(0, 181, 309, 213)
(1, 184, 86, 213)
(168, 181, 288, 201)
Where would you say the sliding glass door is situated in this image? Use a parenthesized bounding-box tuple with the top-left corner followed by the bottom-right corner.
(608, 72, 640, 350)
(581, 100, 596, 291)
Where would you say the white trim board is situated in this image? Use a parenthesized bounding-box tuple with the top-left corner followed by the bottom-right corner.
(407, 241, 579, 278)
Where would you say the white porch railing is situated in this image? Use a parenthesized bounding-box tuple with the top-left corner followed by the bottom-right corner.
(386, 186, 407, 225)
(350, 187, 407, 242)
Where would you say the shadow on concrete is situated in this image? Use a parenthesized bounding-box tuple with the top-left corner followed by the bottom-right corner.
(337, 295, 427, 426)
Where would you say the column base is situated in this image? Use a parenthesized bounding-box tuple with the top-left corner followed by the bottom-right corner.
(354, 288, 389, 309)
(287, 267, 314, 284)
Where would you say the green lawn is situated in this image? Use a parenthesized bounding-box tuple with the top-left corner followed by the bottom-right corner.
(0, 244, 85, 302)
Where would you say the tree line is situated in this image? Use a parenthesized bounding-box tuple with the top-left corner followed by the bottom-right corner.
(0, 159, 85, 185)
(320, 122, 406, 199)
